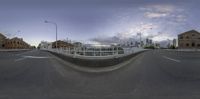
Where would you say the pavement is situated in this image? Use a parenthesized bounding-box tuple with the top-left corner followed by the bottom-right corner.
(0, 50, 200, 99)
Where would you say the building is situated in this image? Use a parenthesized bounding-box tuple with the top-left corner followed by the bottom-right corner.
(4, 37, 30, 49)
(178, 30, 200, 49)
(52, 40, 74, 48)
(0, 33, 6, 48)
(73, 42, 82, 48)
(0, 33, 31, 49)
(38, 41, 52, 50)
(145, 38, 153, 46)
(173, 39, 177, 47)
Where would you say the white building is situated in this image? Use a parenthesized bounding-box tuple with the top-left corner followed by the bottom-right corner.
(173, 39, 177, 47)
(39, 41, 52, 50)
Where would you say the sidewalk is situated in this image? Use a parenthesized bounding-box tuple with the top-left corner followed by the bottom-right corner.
(177, 49, 200, 52)
(0, 49, 31, 52)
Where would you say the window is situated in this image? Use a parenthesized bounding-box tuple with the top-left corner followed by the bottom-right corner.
(197, 44, 200, 47)
(192, 43, 195, 47)
(186, 43, 189, 47)
(192, 34, 195, 36)
(186, 36, 189, 39)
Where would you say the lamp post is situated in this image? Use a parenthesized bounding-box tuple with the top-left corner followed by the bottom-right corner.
(44, 20, 58, 48)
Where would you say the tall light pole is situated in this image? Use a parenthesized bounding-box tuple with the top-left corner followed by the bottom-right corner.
(44, 20, 58, 48)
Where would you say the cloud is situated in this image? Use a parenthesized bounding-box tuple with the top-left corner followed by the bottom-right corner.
(91, 23, 159, 44)
(144, 12, 168, 18)
(140, 5, 174, 18)
(151, 33, 174, 42)
(90, 36, 121, 45)
(140, 4, 186, 23)
(174, 15, 187, 22)
(90, 21, 177, 45)
(90, 4, 186, 45)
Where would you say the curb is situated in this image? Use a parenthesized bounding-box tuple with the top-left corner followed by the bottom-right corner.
(0, 49, 31, 52)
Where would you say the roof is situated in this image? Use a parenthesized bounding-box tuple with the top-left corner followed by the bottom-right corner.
(179, 30, 200, 36)
(0, 33, 6, 38)
(10, 37, 23, 41)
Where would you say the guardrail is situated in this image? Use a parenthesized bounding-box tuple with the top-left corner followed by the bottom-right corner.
(46, 47, 147, 67)
(43, 47, 146, 59)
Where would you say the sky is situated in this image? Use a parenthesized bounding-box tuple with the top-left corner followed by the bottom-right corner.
(0, 0, 200, 46)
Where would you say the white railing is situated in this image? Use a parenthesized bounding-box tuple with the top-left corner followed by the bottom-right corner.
(43, 47, 146, 59)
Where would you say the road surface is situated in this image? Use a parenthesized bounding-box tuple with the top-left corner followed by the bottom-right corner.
(0, 50, 200, 99)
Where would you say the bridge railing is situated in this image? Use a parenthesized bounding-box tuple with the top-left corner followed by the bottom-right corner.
(43, 47, 146, 59)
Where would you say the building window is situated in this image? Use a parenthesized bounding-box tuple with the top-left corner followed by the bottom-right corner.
(197, 44, 200, 47)
(192, 34, 195, 36)
(186, 43, 189, 47)
(179, 36, 183, 39)
(192, 43, 195, 47)
(186, 36, 189, 39)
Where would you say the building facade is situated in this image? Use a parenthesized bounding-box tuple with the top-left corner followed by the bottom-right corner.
(52, 40, 74, 48)
(0, 33, 31, 49)
(178, 30, 200, 49)
(4, 37, 30, 49)
(0, 33, 6, 48)
(173, 39, 177, 47)
(38, 41, 52, 50)
(73, 42, 82, 48)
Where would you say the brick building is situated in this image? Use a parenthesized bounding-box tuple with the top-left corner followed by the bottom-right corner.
(0, 33, 30, 49)
(4, 37, 30, 49)
(52, 40, 74, 48)
(178, 30, 200, 49)
(0, 33, 6, 48)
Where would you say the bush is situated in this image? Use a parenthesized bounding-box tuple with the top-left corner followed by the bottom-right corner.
(144, 46, 155, 49)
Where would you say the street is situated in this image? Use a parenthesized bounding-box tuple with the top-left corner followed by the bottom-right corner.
(0, 50, 200, 99)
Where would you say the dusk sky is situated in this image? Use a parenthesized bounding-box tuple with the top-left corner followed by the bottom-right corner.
(0, 0, 200, 46)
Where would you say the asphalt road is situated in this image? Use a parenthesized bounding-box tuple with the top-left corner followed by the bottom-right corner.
(0, 50, 200, 99)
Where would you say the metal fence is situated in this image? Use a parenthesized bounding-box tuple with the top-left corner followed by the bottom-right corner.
(44, 47, 145, 59)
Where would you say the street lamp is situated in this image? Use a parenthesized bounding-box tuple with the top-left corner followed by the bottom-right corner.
(44, 20, 58, 48)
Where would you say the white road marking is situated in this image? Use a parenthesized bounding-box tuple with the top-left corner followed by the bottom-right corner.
(162, 56, 181, 63)
(23, 56, 49, 59)
(15, 55, 50, 62)
(15, 57, 27, 62)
